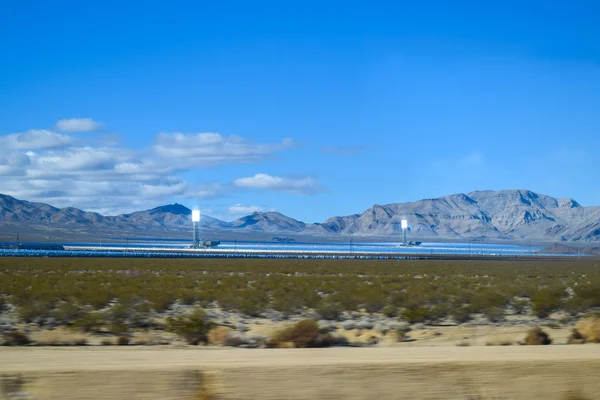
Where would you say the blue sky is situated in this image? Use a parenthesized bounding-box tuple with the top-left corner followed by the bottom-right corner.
(1, 1, 599, 222)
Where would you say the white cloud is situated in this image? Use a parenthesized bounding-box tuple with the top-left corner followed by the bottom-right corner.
(232, 173, 324, 195)
(0, 122, 315, 213)
(153, 132, 295, 167)
(228, 204, 264, 215)
(0, 130, 74, 150)
(55, 118, 101, 133)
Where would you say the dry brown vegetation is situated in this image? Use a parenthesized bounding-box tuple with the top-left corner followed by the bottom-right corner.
(268, 320, 337, 348)
(31, 328, 88, 346)
(575, 314, 600, 343)
(207, 326, 232, 346)
(523, 327, 552, 345)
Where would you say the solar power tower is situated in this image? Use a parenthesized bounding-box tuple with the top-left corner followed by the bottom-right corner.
(192, 209, 200, 248)
(401, 219, 408, 246)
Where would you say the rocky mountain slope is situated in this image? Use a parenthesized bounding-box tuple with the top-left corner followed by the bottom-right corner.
(318, 190, 600, 241)
(1, 190, 600, 242)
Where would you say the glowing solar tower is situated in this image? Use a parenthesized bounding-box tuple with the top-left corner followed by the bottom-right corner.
(401, 219, 408, 246)
(192, 209, 201, 249)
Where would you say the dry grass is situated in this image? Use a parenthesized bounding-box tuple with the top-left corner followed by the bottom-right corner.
(484, 335, 514, 346)
(132, 332, 170, 346)
(523, 327, 552, 345)
(31, 328, 88, 346)
(208, 326, 232, 346)
(575, 315, 600, 343)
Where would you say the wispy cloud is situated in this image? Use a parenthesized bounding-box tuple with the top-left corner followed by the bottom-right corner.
(0, 122, 320, 213)
(153, 133, 296, 167)
(232, 173, 324, 195)
(55, 118, 101, 133)
(227, 204, 264, 215)
(0, 129, 74, 150)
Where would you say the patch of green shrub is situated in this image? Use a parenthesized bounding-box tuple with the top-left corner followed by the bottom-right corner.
(531, 288, 563, 318)
(71, 312, 106, 332)
(165, 308, 214, 343)
(402, 307, 438, 324)
(316, 300, 344, 320)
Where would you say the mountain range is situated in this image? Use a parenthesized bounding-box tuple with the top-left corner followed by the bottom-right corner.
(1, 189, 600, 243)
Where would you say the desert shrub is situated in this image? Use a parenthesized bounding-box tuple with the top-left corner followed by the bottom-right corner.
(572, 284, 600, 309)
(3, 331, 31, 346)
(53, 302, 86, 325)
(224, 332, 251, 347)
(165, 308, 214, 343)
(117, 335, 130, 345)
(511, 299, 528, 314)
(575, 315, 600, 343)
(316, 300, 344, 320)
(268, 320, 333, 348)
(483, 307, 505, 323)
(523, 327, 552, 345)
(71, 312, 105, 332)
(468, 290, 508, 313)
(402, 307, 437, 324)
(382, 305, 398, 318)
(109, 301, 151, 328)
(356, 288, 387, 313)
(17, 302, 53, 324)
(218, 290, 268, 317)
(567, 328, 586, 344)
(101, 338, 113, 345)
(450, 306, 471, 323)
(531, 288, 563, 318)
(207, 326, 232, 346)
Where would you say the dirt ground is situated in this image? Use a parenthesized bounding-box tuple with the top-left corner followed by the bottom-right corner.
(2, 345, 600, 400)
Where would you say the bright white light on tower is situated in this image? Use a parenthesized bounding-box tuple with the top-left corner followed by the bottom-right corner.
(192, 209, 201, 222)
(401, 219, 408, 229)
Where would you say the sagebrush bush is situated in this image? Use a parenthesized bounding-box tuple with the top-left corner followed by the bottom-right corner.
(165, 308, 214, 343)
(71, 312, 105, 332)
(575, 315, 600, 343)
(531, 288, 563, 318)
(523, 327, 552, 345)
(207, 326, 232, 346)
(402, 307, 436, 324)
(316, 300, 344, 320)
(268, 319, 333, 348)
(450, 306, 471, 323)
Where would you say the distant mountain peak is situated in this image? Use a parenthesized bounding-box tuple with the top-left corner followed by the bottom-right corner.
(1, 190, 599, 242)
(147, 203, 191, 215)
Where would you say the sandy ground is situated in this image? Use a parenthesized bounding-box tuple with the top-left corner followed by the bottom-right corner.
(2, 346, 600, 399)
